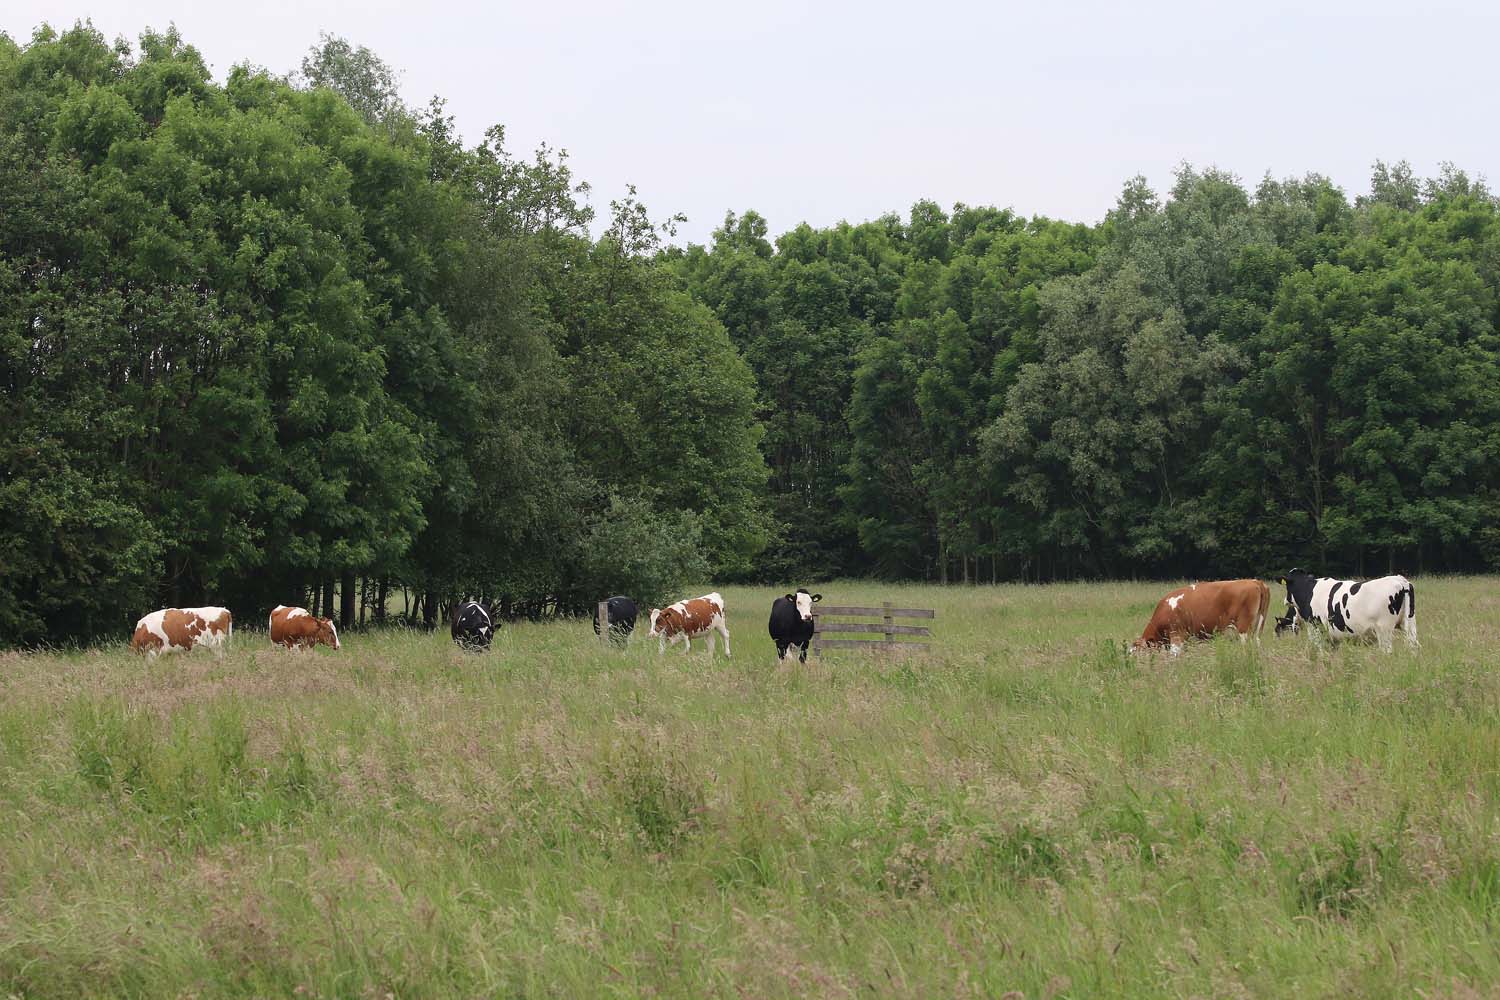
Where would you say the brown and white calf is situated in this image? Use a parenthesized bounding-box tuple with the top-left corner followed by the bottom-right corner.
(130, 607, 233, 657)
(269, 605, 340, 650)
(647, 591, 731, 656)
(1132, 579, 1270, 654)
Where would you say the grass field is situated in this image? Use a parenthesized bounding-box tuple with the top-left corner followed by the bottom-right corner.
(2, 579, 1499, 998)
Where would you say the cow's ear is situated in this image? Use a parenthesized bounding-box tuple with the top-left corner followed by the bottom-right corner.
(784, 593, 795, 603)
(1277, 577, 1286, 585)
(811, 594, 822, 602)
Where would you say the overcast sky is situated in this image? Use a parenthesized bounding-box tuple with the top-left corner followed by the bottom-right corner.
(7, 0, 1498, 246)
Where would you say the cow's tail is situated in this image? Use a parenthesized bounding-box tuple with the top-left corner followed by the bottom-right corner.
(1255, 581, 1271, 638)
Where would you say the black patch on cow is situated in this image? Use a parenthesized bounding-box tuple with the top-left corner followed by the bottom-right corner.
(1326, 581, 1349, 633)
(768, 589, 819, 663)
(1388, 585, 1413, 619)
(1348, 581, 1361, 596)
(1282, 569, 1319, 625)
(593, 596, 638, 645)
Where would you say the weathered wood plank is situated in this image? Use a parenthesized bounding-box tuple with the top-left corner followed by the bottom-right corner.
(814, 638, 934, 651)
(814, 622, 932, 636)
(815, 606, 936, 619)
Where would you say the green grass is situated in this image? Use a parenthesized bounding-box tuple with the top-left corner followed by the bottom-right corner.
(2, 579, 1500, 998)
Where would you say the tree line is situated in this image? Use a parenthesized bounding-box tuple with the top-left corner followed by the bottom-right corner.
(3, 24, 1499, 647)
(0, 25, 765, 645)
(671, 166, 1500, 585)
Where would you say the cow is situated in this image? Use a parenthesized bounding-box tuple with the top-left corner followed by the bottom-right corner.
(768, 589, 822, 662)
(130, 607, 233, 657)
(452, 600, 497, 650)
(269, 605, 340, 650)
(593, 596, 638, 646)
(647, 592, 730, 656)
(1274, 568, 1418, 651)
(1132, 579, 1270, 654)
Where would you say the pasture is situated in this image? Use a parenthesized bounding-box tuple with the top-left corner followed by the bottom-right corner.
(2, 579, 1499, 998)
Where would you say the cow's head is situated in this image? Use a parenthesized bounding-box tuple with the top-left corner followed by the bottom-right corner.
(316, 617, 341, 650)
(647, 608, 662, 637)
(787, 589, 823, 621)
(1276, 568, 1315, 635)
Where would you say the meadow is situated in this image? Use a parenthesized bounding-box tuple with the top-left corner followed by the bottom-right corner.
(2, 579, 1499, 999)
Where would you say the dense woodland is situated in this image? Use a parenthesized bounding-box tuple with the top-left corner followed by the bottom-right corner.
(4, 24, 1500, 646)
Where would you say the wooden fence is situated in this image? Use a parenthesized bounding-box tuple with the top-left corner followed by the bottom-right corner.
(812, 602, 936, 656)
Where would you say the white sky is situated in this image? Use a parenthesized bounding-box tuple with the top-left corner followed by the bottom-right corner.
(7, 0, 1498, 246)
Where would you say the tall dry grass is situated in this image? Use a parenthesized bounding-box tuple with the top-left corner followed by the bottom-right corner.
(2, 579, 1498, 997)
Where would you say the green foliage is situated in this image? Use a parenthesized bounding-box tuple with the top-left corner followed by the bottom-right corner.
(7, 19, 1500, 648)
(0, 25, 768, 643)
(574, 494, 710, 611)
(680, 161, 1500, 582)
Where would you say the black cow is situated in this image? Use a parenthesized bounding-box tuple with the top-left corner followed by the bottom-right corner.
(592, 596, 638, 645)
(452, 600, 498, 650)
(768, 588, 822, 662)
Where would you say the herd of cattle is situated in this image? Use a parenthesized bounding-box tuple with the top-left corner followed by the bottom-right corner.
(125, 571, 1420, 659)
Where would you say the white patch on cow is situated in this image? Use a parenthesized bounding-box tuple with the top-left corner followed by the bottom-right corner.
(1166, 594, 1183, 610)
(794, 591, 814, 621)
(183, 607, 232, 650)
(285, 606, 309, 620)
(1169, 643, 1183, 656)
(327, 620, 340, 649)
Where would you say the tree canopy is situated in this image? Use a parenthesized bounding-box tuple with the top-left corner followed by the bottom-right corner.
(5, 21, 1499, 647)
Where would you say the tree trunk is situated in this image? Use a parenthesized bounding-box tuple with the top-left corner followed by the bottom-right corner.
(322, 578, 335, 620)
(422, 591, 438, 630)
(340, 571, 356, 629)
(376, 578, 388, 625)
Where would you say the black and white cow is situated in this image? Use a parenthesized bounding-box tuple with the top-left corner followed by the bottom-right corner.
(768, 588, 822, 662)
(452, 600, 498, 650)
(1274, 568, 1418, 651)
(593, 595, 638, 645)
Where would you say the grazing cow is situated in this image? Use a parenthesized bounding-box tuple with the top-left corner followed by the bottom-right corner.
(269, 605, 340, 650)
(1274, 569, 1418, 651)
(130, 607, 233, 657)
(1132, 579, 1270, 654)
(768, 589, 822, 662)
(451, 600, 497, 650)
(647, 592, 730, 656)
(593, 596, 638, 645)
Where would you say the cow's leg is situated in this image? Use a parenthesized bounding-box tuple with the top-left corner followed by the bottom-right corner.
(658, 635, 666, 654)
(798, 642, 808, 664)
(1377, 627, 1395, 654)
(705, 632, 715, 656)
(776, 640, 791, 662)
(720, 622, 731, 658)
(1403, 615, 1419, 650)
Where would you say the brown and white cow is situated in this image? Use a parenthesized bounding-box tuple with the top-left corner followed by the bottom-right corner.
(130, 607, 233, 657)
(647, 591, 731, 656)
(1132, 579, 1270, 654)
(269, 605, 340, 650)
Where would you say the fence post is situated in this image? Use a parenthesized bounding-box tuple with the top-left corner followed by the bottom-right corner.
(812, 611, 822, 658)
(883, 601, 894, 647)
(598, 600, 610, 644)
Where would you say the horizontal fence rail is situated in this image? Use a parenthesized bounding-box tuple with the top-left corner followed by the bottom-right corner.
(812, 602, 936, 656)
